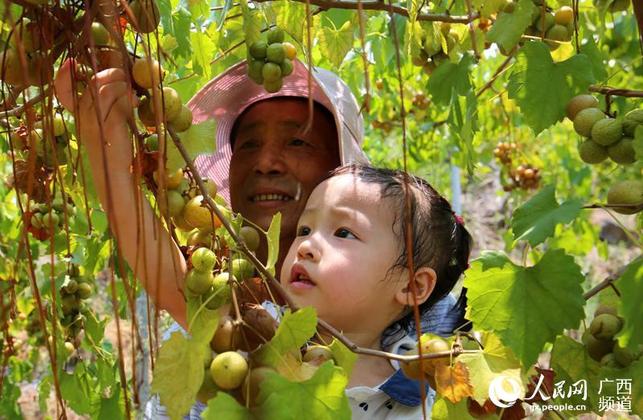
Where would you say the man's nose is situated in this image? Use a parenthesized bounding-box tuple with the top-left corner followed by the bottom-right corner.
(253, 143, 287, 175)
(297, 237, 321, 262)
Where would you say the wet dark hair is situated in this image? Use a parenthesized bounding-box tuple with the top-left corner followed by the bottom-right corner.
(329, 164, 473, 339)
(229, 97, 337, 151)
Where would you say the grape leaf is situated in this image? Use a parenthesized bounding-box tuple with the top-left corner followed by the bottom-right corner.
(457, 333, 525, 405)
(634, 125, 643, 160)
(486, 0, 535, 53)
(186, 296, 221, 347)
(166, 119, 217, 172)
(508, 42, 596, 134)
(464, 249, 585, 367)
(150, 332, 207, 420)
(255, 307, 317, 367)
(241, 0, 262, 46)
(97, 388, 123, 420)
(59, 363, 97, 415)
(428, 54, 474, 106)
(202, 392, 252, 420)
(511, 185, 583, 247)
(256, 362, 350, 420)
(190, 31, 215, 79)
(435, 362, 474, 403)
(431, 396, 472, 420)
(329, 339, 357, 377)
(549, 335, 642, 414)
(616, 257, 643, 351)
(318, 20, 354, 68)
(579, 37, 608, 82)
(472, 0, 507, 17)
(266, 0, 307, 42)
(265, 212, 281, 276)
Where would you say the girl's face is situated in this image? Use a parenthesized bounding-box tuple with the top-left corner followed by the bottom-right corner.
(280, 173, 408, 336)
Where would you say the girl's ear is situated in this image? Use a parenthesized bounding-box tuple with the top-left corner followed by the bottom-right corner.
(395, 267, 437, 307)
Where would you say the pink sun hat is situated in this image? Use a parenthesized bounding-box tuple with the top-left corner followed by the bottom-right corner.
(188, 59, 368, 203)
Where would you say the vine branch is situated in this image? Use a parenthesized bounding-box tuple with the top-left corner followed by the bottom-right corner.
(588, 85, 643, 98)
(250, 0, 477, 23)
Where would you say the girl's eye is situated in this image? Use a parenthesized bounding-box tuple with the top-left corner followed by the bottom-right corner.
(334, 228, 357, 239)
(297, 226, 311, 236)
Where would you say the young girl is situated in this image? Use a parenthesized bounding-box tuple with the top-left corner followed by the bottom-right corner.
(280, 163, 472, 419)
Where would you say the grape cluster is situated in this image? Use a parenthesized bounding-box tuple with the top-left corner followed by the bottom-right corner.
(246, 28, 297, 93)
(26, 196, 76, 240)
(508, 164, 541, 191)
(493, 141, 517, 165)
(56, 265, 94, 349)
(582, 306, 641, 369)
(567, 95, 640, 166)
(411, 23, 459, 75)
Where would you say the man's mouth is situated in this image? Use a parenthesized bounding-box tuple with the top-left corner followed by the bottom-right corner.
(251, 193, 294, 203)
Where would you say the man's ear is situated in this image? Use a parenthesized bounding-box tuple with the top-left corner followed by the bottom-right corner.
(394, 267, 437, 307)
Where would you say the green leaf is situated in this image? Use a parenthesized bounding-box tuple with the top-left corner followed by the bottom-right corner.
(487, 0, 535, 52)
(97, 388, 123, 420)
(616, 257, 643, 351)
(511, 185, 583, 246)
(317, 20, 354, 68)
(472, 0, 507, 17)
(202, 392, 252, 420)
(151, 332, 207, 420)
(59, 364, 97, 415)
(464, 249, 586, 366)
(265, 212, 281, 276)
(431, 396, 474, 420)
(428, 54, 474, 106)
(579, 37, 608, 82)
(190, 31, 215, 79)
(508, 42, 596, 134)
(241, 0, 263, 46)
(166, 119, 217, 172)
(634, 125, 643, 160)
(186, 297, 221, 346)
(256, 307, 317, 367)
(257, 362, 350, 420)
(457, 332, 525, 405)
(329, 339, 357, 377)
(188, 0, 209, 20)
(84, 310, 107, 345)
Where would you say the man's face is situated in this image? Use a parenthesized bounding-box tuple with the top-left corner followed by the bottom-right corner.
(229, 98, 340, 240)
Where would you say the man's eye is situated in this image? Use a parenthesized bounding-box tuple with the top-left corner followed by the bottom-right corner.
(238, 139, 258, 150)
(297, 226, 311, 236)
(334, 228, 357, 239)
(289, 138, 310, 147)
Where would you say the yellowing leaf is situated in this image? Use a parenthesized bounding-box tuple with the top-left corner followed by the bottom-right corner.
(265, 212, 281, 276)
(273, 352, 319, 381)
(457, 332, 525, 404)
(255, 307, 317, 367)
(318, 20, 354, 68)
(435, 361, 474, 403)
(151, 332, 207, 420)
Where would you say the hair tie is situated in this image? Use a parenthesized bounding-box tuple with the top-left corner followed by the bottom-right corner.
(453, 212, 465, 226)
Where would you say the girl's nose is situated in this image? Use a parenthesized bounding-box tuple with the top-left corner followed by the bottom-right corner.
(297, 237, 320, 262)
